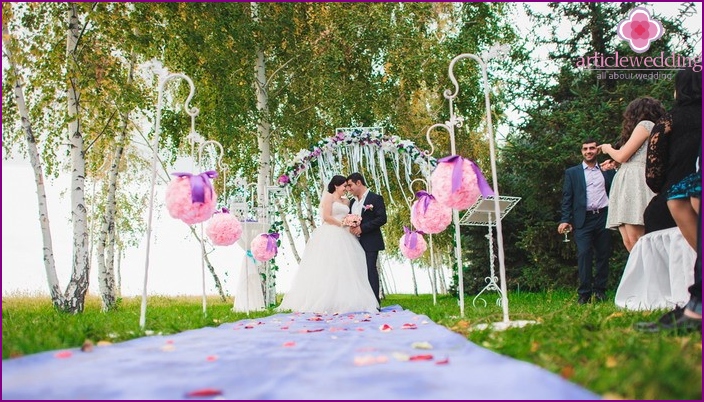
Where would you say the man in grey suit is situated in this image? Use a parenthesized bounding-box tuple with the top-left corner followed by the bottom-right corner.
(558, 138, 616, 304)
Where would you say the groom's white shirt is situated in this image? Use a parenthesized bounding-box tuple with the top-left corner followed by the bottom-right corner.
(352, 189, 369, 216)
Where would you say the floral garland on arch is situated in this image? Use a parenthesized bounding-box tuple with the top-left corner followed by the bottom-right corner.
(276, 127, 436, 205)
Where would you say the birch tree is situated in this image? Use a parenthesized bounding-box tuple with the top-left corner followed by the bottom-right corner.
(2, 14, 63, 308)
(3, 3, 151, 310)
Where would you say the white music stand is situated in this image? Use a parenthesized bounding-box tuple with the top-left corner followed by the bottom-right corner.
(460, 195, 538, 331)
(460, 196, 520, 309)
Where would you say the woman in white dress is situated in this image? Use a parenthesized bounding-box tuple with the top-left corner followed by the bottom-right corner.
(599, 96, 666, 252)
(278, 175, 379, 314)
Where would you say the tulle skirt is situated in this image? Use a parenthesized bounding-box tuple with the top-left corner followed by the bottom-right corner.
(278, 224, 379, 314)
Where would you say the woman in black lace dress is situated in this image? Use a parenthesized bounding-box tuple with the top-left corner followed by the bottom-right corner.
(644, 67, 701, 233)
(636, 65, 702, 332)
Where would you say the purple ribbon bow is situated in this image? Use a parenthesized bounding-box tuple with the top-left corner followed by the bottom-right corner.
(171, 170, 218, 203)
(437, 156, 495, 197)
(262, 232, 280, 252)
(216, 207, 230, 214)
(415, 190, 435, 214)
(403, 226, 423, 250)
(469, 160, 495, 197)
(437, 155, 464, 194)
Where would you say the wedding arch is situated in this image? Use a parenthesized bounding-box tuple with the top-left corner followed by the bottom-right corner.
(276, 127, 437, 206)
(270, 127, 444, 297)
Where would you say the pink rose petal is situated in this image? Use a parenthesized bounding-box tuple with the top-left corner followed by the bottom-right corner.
(185, 388, 222, 398)
(54, 351, 72, 359)
(409, 354, 434, 361)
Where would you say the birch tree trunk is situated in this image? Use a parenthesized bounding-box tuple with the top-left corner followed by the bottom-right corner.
(64, 3, 91, 313)
(251, 2, 271, 207)
(96, 54, 135, 311)
(2, 21, 63, 309)
(251, 2, 276, 305)
(276, 201, 301, 263)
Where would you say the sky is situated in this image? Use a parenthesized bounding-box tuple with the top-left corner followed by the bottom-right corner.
(2, 2, 701, 299)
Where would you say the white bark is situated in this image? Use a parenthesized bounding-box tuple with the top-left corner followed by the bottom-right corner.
(65, 3, 90, 313)
(251, 2, 271, 207)
(96, 53, 135, 311)
(251, 2, 275, 305)
(276, 200, 301, 263)
(410, 260, 418, 296)
(2, 21, 63, 307)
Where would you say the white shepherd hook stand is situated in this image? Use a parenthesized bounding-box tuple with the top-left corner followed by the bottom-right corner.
(140, 68, 200, 329)
(431, 48, 537, 331)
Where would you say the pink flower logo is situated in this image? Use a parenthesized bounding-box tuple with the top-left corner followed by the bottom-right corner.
(617, 7, 664, 53)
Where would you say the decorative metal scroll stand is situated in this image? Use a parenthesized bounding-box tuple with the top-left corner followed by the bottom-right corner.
(459, 196, 521, 308)
(140, 69, 199, 329)
(425, 49, 508, 318)
(407, 178, 440, 306)
(429, 48, 537, 330)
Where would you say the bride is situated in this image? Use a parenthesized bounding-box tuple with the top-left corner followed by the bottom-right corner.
(278, 175, 379, 314)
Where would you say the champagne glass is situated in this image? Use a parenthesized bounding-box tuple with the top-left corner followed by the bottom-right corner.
(563, 228, 571, 243)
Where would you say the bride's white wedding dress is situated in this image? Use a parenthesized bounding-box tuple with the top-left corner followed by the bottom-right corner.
(278, 201, 379, 314)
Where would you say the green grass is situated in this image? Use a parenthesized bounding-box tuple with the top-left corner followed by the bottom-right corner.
(2, 291, 701, 399)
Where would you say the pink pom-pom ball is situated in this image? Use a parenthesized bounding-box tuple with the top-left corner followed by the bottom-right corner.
(411, 198, 452, 234)
(430, 157, 480, 210)
(251, 234, 278, 262)
(165, 176, 217, 225)
(206, 212, 243, 246)
(399, 232, 427, 260)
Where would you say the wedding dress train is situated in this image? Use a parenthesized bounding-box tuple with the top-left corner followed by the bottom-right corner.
(278, 202, 379, 314)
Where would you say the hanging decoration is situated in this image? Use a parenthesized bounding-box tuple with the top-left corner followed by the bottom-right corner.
(206, 208, 243, 246)
(165, 170, 218, 225)
(251, 232, 280, 262)
(410, 191, 452, 234)
(399, 227, 427, 260)
(276, 128, 436, 205)
(430, 155, 493, 211)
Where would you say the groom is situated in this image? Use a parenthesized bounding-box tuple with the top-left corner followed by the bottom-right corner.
(347, 172, 387, 304)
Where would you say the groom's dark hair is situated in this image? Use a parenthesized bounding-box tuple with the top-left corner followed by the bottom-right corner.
(347, 172, 366, 186)
(327, 175, 347, 193)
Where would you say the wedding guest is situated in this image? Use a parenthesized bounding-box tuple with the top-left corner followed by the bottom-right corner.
(558, 138, 616, 304)
(599, 96, 665, 252)
(634, 65, 702, 331)
(643, 68, 701, 233)
(614, 66, 701, 312)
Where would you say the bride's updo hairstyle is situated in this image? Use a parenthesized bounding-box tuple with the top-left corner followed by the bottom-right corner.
(327, 175, 348, 193)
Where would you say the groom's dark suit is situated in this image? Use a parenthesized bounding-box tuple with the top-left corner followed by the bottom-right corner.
(350, 191, 387, 303)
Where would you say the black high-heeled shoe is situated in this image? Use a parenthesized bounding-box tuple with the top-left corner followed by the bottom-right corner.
(635, 310, 702, 333)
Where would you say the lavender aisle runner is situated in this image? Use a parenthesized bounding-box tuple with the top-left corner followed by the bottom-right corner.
(2, 305, 598, 400)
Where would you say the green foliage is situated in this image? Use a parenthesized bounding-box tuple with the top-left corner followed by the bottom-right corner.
(478, 2, 701, 292)
(1, 295, 272, 359)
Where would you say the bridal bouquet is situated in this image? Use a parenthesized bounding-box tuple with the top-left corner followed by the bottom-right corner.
(342, 214, 362, 228)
